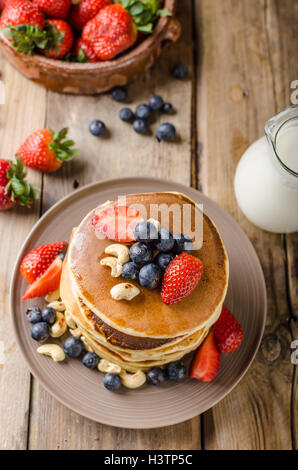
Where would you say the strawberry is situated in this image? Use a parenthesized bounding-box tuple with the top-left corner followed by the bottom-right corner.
(214, 305, 243, 353)
(32, 0, 71, 19)
(190, 329, 220, 382)
(41, 19, 73, 59)
(161, 253, 203, 305)
(22, 255, 63, 300)
(0, 0, 7, 11)
(16, 127, 78, 173)
(91, 205, 144, 243)
(20, 241, 67, 284)
(0, 156, 38, 210)
(73, 38, 98, 63)
(69, 0, 110, 31)
(0, 0, 47, 54)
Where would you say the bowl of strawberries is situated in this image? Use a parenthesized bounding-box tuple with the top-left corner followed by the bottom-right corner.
(0, 0, 180, 94)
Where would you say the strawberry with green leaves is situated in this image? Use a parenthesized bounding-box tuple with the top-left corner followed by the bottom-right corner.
(69, 0, 111, 32)
(82, 1, 170, 61)
(16, 127, 78, 173)
(32, 0, 72, 19)
(73, 38, 99, 63)
(42, 19, 73, 59)
(0, 0, 47, 54)
(0, 157, 38, 210)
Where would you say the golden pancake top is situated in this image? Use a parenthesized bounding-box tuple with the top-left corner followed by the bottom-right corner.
(68, 192, 229, 338)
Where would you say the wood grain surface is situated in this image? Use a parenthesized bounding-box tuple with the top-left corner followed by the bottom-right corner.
(0, 0, 296, 450)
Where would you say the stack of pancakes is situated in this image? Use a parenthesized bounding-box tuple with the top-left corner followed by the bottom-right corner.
(60, 192, 229, 372)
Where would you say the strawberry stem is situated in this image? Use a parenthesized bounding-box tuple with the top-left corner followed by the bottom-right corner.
(5, 157, 38, 207)
(49, 128, 78, 163)
(120, 0, 171, 33)
(2, 24, 48, 54)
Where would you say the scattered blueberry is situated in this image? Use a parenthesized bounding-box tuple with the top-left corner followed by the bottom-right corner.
(147, 367, 166, 386)
(172, 63, 189, 80)
(103, 373, 122, 392)
(122, 261, 140, 281)
(149, 94, 164, 110)
(41, 307, 56, 325)
(173, 234, 193, 254)
(166, 361, 186, 382)
(155, 228, 175, 252)
(58, 251, 66, 261)
(31, 322, 50, 342)
(133, 118, 148, 134)
(133, 221, 158, 243)
(63, 337, 84, 358)
(89, 120, 106, 137)
(156, 252, 175, 271)
(129, 242, 153, 265)
(26, 305, 42, 324)
(162, 102, 174, 114)
(156, 123, 176, 142)
(135, 104, 151, 120)
(111, 86, 127, 102)
(82, 352, 99, 369)
(119, 107, 134, 122)
(139, 263, 162, 289)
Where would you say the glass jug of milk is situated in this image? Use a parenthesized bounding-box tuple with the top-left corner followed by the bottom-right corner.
(234, 106, 298, 233)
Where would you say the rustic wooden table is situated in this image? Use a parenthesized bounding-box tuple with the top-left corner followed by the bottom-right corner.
(0, 0, 297, 450)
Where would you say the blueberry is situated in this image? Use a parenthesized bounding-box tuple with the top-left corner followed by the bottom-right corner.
(156, 123, 176, 142)
(173, 234, 193, 254)
(139, 263, 162, 289)
(129, 242, 153, 266)
(135, 104, 151, 120)
(119, 107, 134, 122)
(162, 102, 174, 114)
(155, 228, 175, 252)
(133, 221, 158, 243)
(172, 63, 189, 80)
(82, 352, 99, 369)
(111, 86, 127, 102)
(89, 120, 106, 136)
(149, 94, 164, 110)
(133, 118, 148, 134)
(122, 261, 139, 281)
(63, 337, 84, 358)
(26, 305, 42, 324)
(156, 252, 175, 271)
(31, 322, 50, 342)
(103, 373, 122, 392)
(41, 307, 56, 325)
(147, 367, 166, 386)
(165, 361, 186, 382)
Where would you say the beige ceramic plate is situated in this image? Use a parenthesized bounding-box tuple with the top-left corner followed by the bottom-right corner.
(10, 177, 267, 429)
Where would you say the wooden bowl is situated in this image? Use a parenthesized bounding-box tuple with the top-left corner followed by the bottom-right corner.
(0, 0, 180, 95)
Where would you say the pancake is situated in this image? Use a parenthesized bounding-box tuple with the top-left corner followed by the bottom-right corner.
(68, 192, 229, 339)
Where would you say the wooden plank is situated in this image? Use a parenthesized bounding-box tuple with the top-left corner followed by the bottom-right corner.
(28, 1, 202, 450)
(0, 56, 46, 449)
(196, 0, 296, 450)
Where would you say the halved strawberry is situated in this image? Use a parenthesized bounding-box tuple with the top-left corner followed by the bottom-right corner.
(190, 329, 220, 382)
(91, 205, 144, 243)
(22, 256, 63, 301)
(214, 305, 243, 353)
(20, 241, 67, 284)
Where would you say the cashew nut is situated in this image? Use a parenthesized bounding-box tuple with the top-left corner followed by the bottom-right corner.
(69, 327, 82, 338)
(100, 257, 123, 277)
(45, 288, 60, 303)
(65, 310, 76, 329)
(110, 283, 140, 301)
(37, 344, 65, 362)
(97, 359, 121, 374)
(104, 244, 130, 264)
(80, 335, 94, 353)
(50, 311, 67, 338)
(148, 218, 161, 231)
(47, 301, 65, 312)
(120, 370, 146, 389)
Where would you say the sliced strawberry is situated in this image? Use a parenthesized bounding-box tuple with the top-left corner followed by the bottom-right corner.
(214, 305, 243, 353)
(22, 256, 63, 301)
(91, 205, 144, 243)
(190, 329, 220, 382)
(20, 241, 67, 284)
(161, 253, 203, 305)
